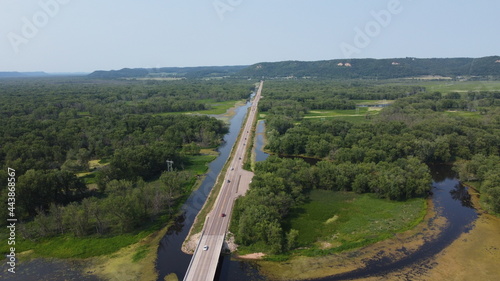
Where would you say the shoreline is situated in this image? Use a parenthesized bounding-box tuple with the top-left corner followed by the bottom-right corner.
(9, 99, 249, 281)
(246, 198, 436, 280)
(246, 189, 500, 281)
(85, 99, 251, 280)
(181, 91, 260, 253)
(86, 99, 250, 280)
(355, 192, 500, 281)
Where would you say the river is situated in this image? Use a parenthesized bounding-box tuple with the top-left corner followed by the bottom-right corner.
(158, 119, 480, 280)
(0, 97, 257, 281)
(159, 118, 480, 281)
(254, 120, 269, 163)
(250, 121, 479, 281)
(1, 113, 481, 281)
(155, 95, 264, 281)
(313, 164, 477, 280)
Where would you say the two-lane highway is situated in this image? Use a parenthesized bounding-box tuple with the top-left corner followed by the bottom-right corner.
(183, 81, 263, 281)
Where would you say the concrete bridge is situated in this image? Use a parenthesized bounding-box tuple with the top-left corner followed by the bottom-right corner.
(183, 81, 263, 281)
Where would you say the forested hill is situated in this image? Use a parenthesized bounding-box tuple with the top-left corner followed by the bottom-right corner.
(237, 56, 500, 79)
(86, 57, 500, 79)
(0, 72, 49, 78)
(88, 65, 248, 79)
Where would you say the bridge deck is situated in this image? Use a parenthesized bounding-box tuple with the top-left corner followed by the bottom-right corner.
(183, 81, 263, 281)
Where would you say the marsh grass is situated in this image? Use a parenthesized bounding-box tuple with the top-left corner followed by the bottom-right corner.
(155, 99, 244, 116)
(132, 245, 150, 263)
(302, 107, 379, 124)
(11, 230, 153, 259)
(285, 189, 426, 257)
(3, 151, 219, 260)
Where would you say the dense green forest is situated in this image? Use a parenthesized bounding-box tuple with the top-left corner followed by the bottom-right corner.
(2, 73, 500, 258)
(455, 155, 500, 213)
(259, 80, 424, 118)
(88, 65, 248, 79)
(231, 79, 500, 254)
(0, 78, 254, 239)
(86, 57, 500, 80)
(238, 56, 500, 79)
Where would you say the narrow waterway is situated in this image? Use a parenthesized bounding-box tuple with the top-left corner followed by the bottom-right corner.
(155, 96, 263, 281)
(314, 164, 477, 280)
(252, 121, 480, 280)
(254, 120, 269, 163)
(0, 97, 257, 281)
(2, 116, 480, 281)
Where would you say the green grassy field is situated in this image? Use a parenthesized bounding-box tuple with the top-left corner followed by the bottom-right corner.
(286, 189, 426, 256)
(404, 81, 500, 94)
(353, 100, 395, 106)
(77, 111, 91, 117)
(302, 107, 380, 124)
(155, 99, 244, 116)
(305, 107, 369, 117)
(442, 110, 482, 118)
(2, 150, 219, 260)
(12, 231, 153, 259)
(185, 154, 217, 175)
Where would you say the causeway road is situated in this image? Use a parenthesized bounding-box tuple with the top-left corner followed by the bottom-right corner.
(183, 81, 263, 281)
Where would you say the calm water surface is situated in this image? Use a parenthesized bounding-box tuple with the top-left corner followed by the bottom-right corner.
(2, 117, 479, 281)
(155, 97, 264, 281)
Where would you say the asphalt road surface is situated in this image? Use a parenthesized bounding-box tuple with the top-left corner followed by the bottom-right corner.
(184, 81, 263, 281)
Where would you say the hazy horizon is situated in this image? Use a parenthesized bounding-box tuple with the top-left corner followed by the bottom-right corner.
(2, 0, 499, 72)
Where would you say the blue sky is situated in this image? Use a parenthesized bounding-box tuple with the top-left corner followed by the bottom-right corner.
(1, 0, 499, 72)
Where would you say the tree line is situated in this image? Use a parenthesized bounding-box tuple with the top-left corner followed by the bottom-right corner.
(455, 154, 500, 213)
(231, 156, 430, 254)
(265, 87, 500, 163)
(16, 171, 191, 239)
(0, 78, 254, 239)
(231, 80, 500, 254)
(0, 78, 253, 118)
(258, 80, 424, 113)
(238, 56, 500, 79)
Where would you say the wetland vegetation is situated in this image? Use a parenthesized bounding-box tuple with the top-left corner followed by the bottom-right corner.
(2, 62, 500, 280)
(231, 78, 500, 265)
(0, 78, 254, 259)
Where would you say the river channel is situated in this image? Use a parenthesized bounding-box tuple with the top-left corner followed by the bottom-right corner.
(157, 116, 480, 280)
(155, 95, 265, 280)
(0, 97, 256, 281)
(251, 121, 479, 280)
(1, 108, 481, 281)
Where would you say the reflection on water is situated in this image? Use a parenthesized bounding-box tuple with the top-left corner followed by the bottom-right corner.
(313, 164, 477, 281)
(450, 183, 474, 208)
(254, 120, 269, 163)
(251, 123, 479, 280)
(6, 119, 479, 281)
(156, 102, 249, 280)
(216, 257, 266, 281)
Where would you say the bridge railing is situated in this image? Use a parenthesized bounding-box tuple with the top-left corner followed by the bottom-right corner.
(183, 218, 207, 281)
